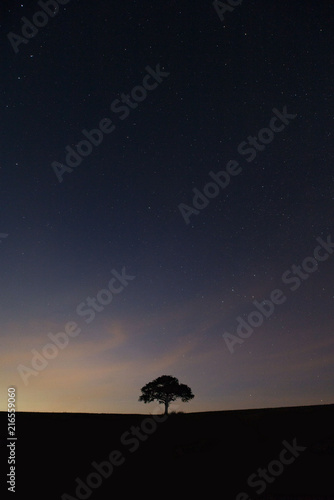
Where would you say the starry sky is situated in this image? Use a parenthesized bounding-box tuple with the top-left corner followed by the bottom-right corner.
(1, 0, 334, 413)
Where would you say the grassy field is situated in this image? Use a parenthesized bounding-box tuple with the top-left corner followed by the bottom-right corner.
(1, 404, 333, 499)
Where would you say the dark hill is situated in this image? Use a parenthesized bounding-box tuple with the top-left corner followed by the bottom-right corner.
(1, 404, 333, 499)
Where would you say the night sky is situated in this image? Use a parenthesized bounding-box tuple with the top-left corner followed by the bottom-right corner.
(1, 0, 333, 414)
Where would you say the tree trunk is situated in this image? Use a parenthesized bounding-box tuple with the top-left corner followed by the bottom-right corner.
(164, 400, 169, 415)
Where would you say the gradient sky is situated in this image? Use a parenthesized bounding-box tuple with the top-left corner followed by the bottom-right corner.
(1, 0, 334, 413)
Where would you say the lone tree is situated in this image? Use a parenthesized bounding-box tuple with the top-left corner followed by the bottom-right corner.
(139, 375, 194, 415)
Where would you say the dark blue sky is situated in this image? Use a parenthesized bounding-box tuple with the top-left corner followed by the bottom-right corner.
(1, 0, 333, 413)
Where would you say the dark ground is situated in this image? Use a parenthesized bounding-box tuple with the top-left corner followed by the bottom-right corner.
(1, 404, 334, 499)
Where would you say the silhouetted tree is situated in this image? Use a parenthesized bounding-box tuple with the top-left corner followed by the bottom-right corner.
(139, 375, 194, 414)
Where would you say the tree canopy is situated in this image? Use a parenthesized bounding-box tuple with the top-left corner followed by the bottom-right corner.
(139, 375, 194, 414)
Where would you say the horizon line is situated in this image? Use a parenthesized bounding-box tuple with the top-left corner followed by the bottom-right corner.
(1, 402, 333, 415)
